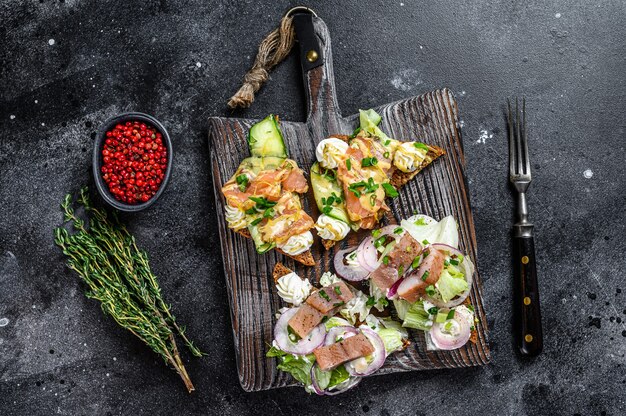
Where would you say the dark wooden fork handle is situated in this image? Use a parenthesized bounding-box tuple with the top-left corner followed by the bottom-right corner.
(514, 235, 543, 356)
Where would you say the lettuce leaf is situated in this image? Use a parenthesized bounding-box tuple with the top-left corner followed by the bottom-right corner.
(276, 354, 314, 386)
(328, 365, 350, 388)
(402, 300, 433, 331)
(377, 328, 404, 354)
(393, 299, 411, 321)
(436, 265, 468, 303)
(267, 346, 315, 386)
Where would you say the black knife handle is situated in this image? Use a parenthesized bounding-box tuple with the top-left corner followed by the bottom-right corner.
(514, 235, 543, 356)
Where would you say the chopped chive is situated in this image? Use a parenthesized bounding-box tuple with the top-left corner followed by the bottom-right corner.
(382, 183, 398, 197)
(236, 174, 249, 191)
(369, 194, 377, 206)
(422, 239, 429, 245)
(366, 296, 376, 307)
(245, 208, 257, 215)
(411, 256, 421, 269)
(427, 307, 439, 315)
(393, 227, 403, 234)
(413, 142, 429, 152)
(383, 256, 390, 265)
(425, 285, 436, 296)
(383, 151, 390, 159)
(450, 259, 459, 266)
(334, 286, 342, 296)
(263, 208, 274, 218)
(380, 298, 389, 307)
(346, 159, 352, 170)
(319, 289, 331, 302)
(421, 270, 430, 281)
(446, 310, 456, 320)
(361, 157, 378, 167)
(398, 265, 404, 275)
(321, 197, 327, 205)
(333, 301, 345, 307)
(250, 217, 263, 226)
(372, 229, 382, 238)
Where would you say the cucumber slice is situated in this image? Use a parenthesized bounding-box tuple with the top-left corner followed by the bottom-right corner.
(248, 223, 275, 254)
(238, 156, 286, 175)
(248, 115, 288, 158)
(310, 162, 357, 230)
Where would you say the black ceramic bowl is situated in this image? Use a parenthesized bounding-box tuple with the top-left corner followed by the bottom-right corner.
(93, 112, 173, 212)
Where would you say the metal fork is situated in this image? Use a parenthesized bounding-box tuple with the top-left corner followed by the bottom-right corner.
(508, 98, 543, 356)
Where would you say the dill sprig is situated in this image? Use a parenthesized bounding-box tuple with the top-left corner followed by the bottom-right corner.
(54, 187, 203, 393)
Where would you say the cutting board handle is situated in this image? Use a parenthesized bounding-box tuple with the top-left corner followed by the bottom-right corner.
(293, 14, 342, 129)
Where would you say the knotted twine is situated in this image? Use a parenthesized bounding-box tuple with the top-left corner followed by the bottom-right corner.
(227, 15, 296, 109)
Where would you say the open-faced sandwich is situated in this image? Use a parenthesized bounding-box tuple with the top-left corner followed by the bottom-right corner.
(268, 214, 477, 394)
(221, 115, 315, 266)
(311, 109, 445, 248)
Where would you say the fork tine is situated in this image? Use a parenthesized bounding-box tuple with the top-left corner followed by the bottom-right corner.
(515, 98, 523, 175)
(507, 99, 515, 176)
(521, 98, 531, 176)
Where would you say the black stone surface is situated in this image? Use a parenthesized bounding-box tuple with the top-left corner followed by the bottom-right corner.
(1, 1, 625, 415)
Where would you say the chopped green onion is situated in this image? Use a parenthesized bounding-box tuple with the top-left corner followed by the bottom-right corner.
(382, 183, 399, 197)
(334, 286, 342, 296)
(425, 285, 436, 296)
(245, 208, 257, 215)
(427, 307, 439, 315)
(394, 227, 403, 234)
(446, 310, 456, 320)
(236, 174, 249, 191)
(444, 259, 450, 267)
(361, 157, 378, 167)
(382, 256, 390, 265)
(369, 194, 377, 206)
(372, 229, 382, 238)
(422, 239, 429, 245)
(366, 296, 376, 307)
(319, 290, 331, 302)
(411, 256, 421, 269)
(450, 259, 459, 266)
(413, 142, 429, 152)
(333, 301, 345, 307)
(346, 159, 352, 170)
(398, 265, 404, 275)
(263, 208, 274, 218)
(421, 270, 430, 281)
(383, 151, 390, 159)
(250, 217, 263, 226)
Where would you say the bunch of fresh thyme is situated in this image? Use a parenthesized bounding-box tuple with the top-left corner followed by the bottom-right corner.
(54, 187, 203, 392)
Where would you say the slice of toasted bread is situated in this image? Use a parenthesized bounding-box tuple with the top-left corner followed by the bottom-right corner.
(390, 144, 446, 188)
(235, 229, 315, 266)
(272, 262, 294, 283)
(321, 239, 336, 250)
(277, 248, 315, 266)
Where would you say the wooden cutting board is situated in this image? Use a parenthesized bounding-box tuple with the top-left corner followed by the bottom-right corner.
(208, 14, 490, 392)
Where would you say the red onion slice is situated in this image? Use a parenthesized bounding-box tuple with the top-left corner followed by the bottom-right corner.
(345, 327, 386, 376)
(429, 308, 472, 350)
(386, 277, 405, 299)
(325, 325, 359, 346)
(431, 243, 463, 257)
(274, 308, 326, 355)
(334, 248, 370, 282)
(357, 236, 379, 272)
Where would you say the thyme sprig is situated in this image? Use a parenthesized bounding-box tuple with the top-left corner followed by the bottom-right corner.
(54, 187, 203, 393)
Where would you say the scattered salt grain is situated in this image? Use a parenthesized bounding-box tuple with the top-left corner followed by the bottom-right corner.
(583, 169, 593, 179)
(48, 39, 55, 46)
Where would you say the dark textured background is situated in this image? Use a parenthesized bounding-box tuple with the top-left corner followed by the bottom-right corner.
(1, 1, 625, 415)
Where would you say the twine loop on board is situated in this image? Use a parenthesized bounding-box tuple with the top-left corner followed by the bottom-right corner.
(227, 7, 317, 109)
